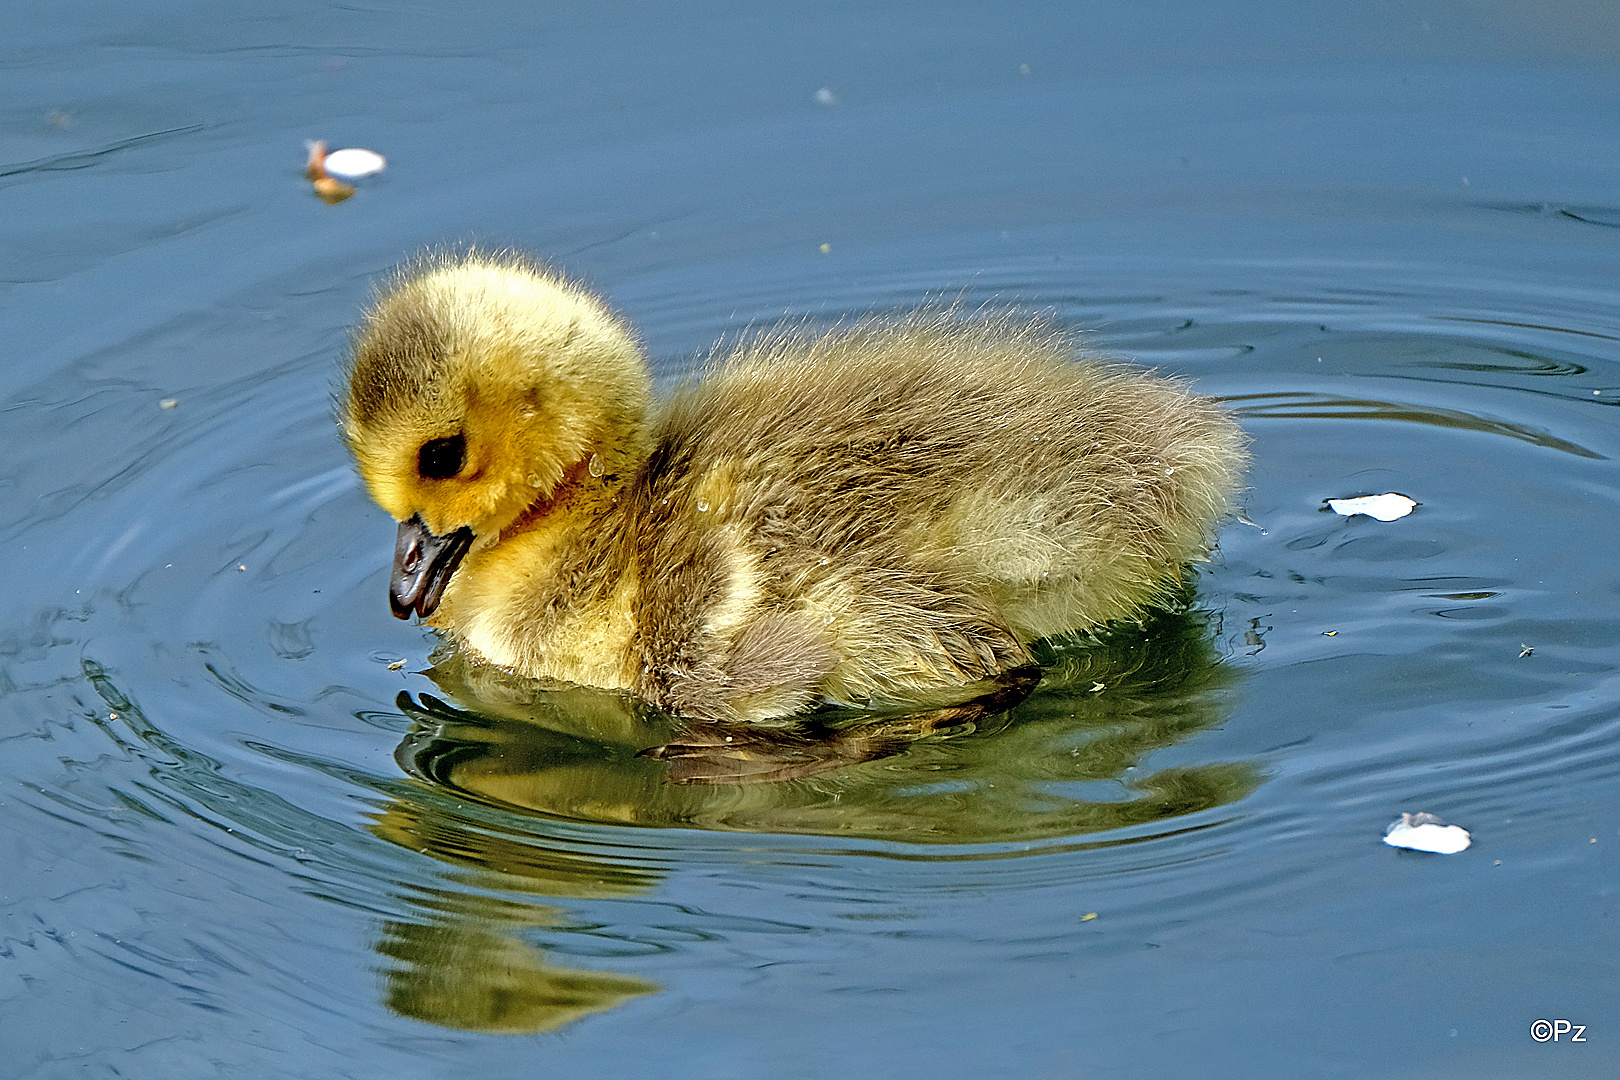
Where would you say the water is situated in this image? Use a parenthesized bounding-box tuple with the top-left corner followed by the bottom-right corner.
(4, 2, 1619, 1077)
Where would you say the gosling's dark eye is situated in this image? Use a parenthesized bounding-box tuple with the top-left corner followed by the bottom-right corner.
(418, 434, 465, 479)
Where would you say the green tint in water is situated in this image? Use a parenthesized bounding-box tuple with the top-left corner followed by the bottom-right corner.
(392, 611, 1259, 843)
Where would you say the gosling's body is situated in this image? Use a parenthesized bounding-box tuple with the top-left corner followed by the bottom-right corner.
(343, 254, 1246, 725)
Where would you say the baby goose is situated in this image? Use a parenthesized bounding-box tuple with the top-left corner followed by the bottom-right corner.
(342, 252, 1246, 728)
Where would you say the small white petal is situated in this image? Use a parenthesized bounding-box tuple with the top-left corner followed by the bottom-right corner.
(1326, 493, 1417, 521)
(1384, 811, 1471, 853)
(321, 147, 387, 179)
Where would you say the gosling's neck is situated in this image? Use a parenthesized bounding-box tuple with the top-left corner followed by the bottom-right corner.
(497, 440, 642, 546)
(429, 438, 649, 684)
(435, 413, 652, 620)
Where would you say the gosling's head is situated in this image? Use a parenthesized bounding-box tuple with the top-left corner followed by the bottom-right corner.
(341, 252, 651, 618)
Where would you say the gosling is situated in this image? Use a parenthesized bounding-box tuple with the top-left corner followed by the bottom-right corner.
(341, 252, 1247, 726)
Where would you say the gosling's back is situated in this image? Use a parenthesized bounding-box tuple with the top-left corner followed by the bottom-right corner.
(616, 315, 1246, 719)
(649, 315, 1245, 639)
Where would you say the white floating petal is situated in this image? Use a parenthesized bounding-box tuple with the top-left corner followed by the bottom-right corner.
(321, 147, 387, 179)
(1326, 493, 1417, 521)
(1383, 812, 1471, 854)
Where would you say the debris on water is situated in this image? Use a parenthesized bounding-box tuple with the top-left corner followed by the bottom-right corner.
(388, 659, 406, 671)
(1519, 644, 1534, 658)
(159, 397, 178, 410)
(303, 140, 383, 203)
(311, 176, 355, 204)
(1326, 492, 1417, 521)
(321, 146, 387, 179)
(1383, 812, 1471, 853)
(304, 140, 330, 180)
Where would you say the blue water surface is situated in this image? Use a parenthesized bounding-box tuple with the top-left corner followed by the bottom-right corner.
(3, 2, 1619, 1077)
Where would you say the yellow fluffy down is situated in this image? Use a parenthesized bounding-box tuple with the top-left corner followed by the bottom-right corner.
(342, 252, 1247, 724)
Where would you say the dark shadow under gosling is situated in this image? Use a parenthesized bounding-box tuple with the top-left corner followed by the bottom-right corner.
(394, 605, 1258, 822)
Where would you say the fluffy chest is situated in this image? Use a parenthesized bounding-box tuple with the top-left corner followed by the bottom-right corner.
(433, 516, 643, 690)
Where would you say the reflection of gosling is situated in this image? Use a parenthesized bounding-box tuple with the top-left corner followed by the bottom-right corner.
(342, 252, 1247, 724)
(379, 918, 657, 1035)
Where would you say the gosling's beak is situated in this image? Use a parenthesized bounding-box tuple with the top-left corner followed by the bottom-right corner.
(390, 513, 474, 620)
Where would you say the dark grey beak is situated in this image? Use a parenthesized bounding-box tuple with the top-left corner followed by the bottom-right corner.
(390, 513, 474, 619)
